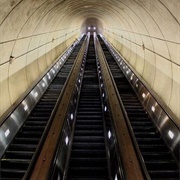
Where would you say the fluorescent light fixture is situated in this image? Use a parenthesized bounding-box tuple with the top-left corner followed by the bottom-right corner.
(5, 129, 10, 137)
(65, 136, 69, 145)
(151, 106, 155, 112)
(104, 106, 107, 112)
(24, 105, 28, 111)
(71, 113, 74, 120)
(42, 82, 45, 87)
(168, 130, 174, 139)
(142, 93, 146, 98)
(34, 92, 38, 98)
(108, 130, 111, 139)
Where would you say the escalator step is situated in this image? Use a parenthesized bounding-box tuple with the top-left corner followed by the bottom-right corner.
(69, 158, 107, 167)
(68, 167, 108, 178)
(72, 143, 105, 150)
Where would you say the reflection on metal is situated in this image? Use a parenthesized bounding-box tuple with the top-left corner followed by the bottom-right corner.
(100, 34, 180, 164)
(0, 36, 83, 159)
(4, 129, 10, 138)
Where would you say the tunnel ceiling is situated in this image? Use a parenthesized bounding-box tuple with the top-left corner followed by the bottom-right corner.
(0, 0, 179, 120)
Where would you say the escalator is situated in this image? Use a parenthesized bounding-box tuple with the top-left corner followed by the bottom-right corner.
(98, 36, 179, 179)
(66, 36, 109, 179)
(0, 37, 85, 179)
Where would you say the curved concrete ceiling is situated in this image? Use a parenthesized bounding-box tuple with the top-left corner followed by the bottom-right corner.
(0, 0, 179, 121)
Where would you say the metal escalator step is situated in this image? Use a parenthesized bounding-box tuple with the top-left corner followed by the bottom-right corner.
(25, 121, 47, 126)
(132, 126, 156, 132)
(1, 159, 30, 169)
(131, 121, 153, 126)
(22, 126, 45, 131)
(18, 131, 42, 137)
(78, 107, 101, 112)
(74, 130, 104, 136)
(145, 160, 178, 170)
(0, 168, 26, 178)
(148, 170, 179, 179)
(77, 111, 102, 115)
(9, 144, 36, 151)
(5, 151, 34, 159)
(13, 137, 39, 144)
(67, 177, 108, 180)
(139, 144, 169, 152)
(127, 113, 149, 117)
(76, 115, 102, 119)
(28, 117, 49, 121)
(72, 143, 105, 150)
(69, 157, 107, 167)
(71, 150, 106, 158)
(68, 167, 108, 178)
(73, 136, 104, 143)
(75, 120, 103, 125)
(134, 132, 159, 138)
(75, 125, 103, 130)
(136, 137, 163, 144)
(142, 152, 175, 160)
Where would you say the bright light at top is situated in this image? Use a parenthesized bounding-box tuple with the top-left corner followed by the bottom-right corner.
(88, 27, 91, 30)
(93, 27, 96, 30)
